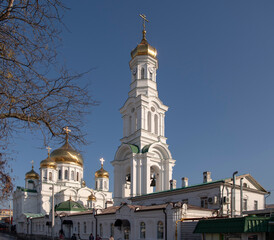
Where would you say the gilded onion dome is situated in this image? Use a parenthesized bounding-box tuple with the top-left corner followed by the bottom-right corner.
(95, 158, 109, 178)
(88, 192, 96, 201)
(40, 151, 57, 169)
(50, 141, 83, 167)
(25, 166, 39, 180)
(131, 30, 157, 59)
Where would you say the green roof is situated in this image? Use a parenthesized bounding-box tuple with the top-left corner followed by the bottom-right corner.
(17, 186, 37, 193)
(142, 144, 151, 153)
(194, 216, 274, 233)
(132, 178, 228, 198)
(23, 213, 45, 219)
(55, 199, 87, 212)
(128, 144, 139, 154)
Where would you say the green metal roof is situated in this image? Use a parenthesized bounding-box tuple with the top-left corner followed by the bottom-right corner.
(23, 213, 45, 219)
(128, 144, 139, 154)
(55, 199, 87, 212)
(194, 216, 274, 233)
(142, 144, 151, 153)
(132, 178, 228, 198)
(17, 186, 37, 193)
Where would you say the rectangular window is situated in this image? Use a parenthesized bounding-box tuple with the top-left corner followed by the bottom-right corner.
(201, 197, 208, 208)
(243, 199, 248, 211)
(84, 222, 86, 233)
(124, 227, 130, 240)
(100, 223, 103, 237)
(110, 223, 114, 237)
(254, 200, 258, 210)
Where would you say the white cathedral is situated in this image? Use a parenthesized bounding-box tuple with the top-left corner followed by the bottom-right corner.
(13, 18, 269, 240)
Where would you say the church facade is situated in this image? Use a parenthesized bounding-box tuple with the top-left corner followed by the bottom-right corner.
(13, 19, 269, 240)
(13, 134, 113, 234)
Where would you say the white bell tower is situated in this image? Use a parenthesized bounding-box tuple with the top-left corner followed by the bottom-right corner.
(112, 15, 175, 205)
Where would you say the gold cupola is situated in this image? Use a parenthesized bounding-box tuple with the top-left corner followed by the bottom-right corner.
(50, 127, 84, 167)
(40, 146, 57, 169)
(25, 165, 39, 180)
(95, 158, 109, 178)
(131, 14, 157, 59)
(88, 192, 96, 201)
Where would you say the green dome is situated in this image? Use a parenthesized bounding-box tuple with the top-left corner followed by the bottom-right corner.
(55, 199, 87, 212)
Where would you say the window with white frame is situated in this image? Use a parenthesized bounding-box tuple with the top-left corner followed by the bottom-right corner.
(157, 221, 164, 239)
(254, 200, 258, 210)
(201, 197, 208, 208)
(140, 222, 145, 239)
(243, 199, 248, 211)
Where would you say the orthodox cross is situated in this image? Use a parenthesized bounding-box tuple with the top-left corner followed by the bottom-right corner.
(46, 146, 51, 157)
(30, 160, 34, 169)
(100, 158, 105, 167)
(139, 14, 148, 31)
(63, 126, 71, 142)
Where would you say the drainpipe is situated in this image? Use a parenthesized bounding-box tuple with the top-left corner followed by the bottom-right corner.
(163, 208, 167, 240)
(221, 182, 225, 216)
(231, 171, 238, 217)
(94, 209, 98, 237)
(240, 178, 243, 216)
(265, 192, 271, 209)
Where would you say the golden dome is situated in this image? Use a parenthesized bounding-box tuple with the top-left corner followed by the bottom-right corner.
(50, 141, 83, 167)
(95, 164, 109, 179)
(88, 192, 96, 201)
(25, 166, 39, 180)
(131, 30, 157, 59)
(40, 155, 57, 169)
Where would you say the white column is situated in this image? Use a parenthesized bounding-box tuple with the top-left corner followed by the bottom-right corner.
(131, 157, 137, 197)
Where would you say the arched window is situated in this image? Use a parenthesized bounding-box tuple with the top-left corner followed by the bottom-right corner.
(58, 169, 62, 180)
(100, 179, 103, 190)
(129, 115, 132, 135)
(100, 223, 103, 237)
(49, 172, 52, 181)
(154, 114, 158, 134)
(140, 222, 145, 238)
(77, 222, 80, 234)
(157, 221, 164, 239)
(150, 72, 152, 80)
(134, 112, 137, 131)
(71, 171, 74, 180)
(64, 170, 68, 180)
(141, 67, 145, 79)
(110, 223, 114, 237)
(147, 111, 151, 132)
(104, 181, 107, 189)
(91, 221, 94, 233)
(96, 180, 98, 190)
(84, 222, 86, 234)
(43, 170, 47, 180)
(77, 172, 79, 181)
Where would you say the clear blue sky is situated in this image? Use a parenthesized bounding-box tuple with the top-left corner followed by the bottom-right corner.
(8, 0, 274, 206)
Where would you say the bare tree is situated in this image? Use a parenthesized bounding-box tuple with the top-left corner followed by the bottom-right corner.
(0, 0, 97, 200)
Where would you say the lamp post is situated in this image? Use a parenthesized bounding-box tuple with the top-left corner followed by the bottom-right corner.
(49, 184, 55, 240)
(231, 171, 238, 217)
(9, 200, 11, 232)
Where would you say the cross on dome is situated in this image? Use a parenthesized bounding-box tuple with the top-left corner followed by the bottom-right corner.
(46, 146, 51, 157)
(100, 158, 105, 167)
(63, 126, 71, 142)
(139, 14, 148, 30)
(139, 14, 149, 40)
(30, 160, 34, 169)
